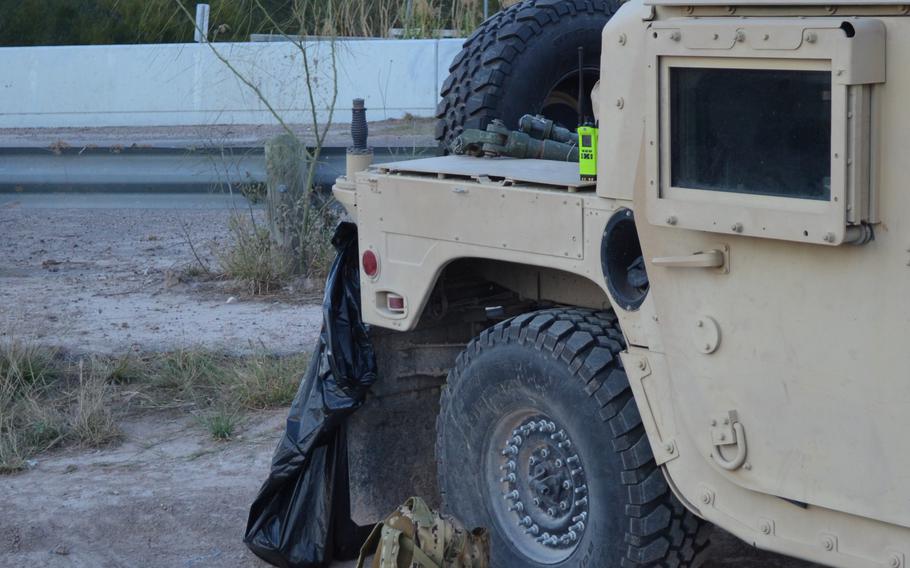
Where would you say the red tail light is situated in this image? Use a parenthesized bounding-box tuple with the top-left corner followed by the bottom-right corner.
(362, 250, 379, 278)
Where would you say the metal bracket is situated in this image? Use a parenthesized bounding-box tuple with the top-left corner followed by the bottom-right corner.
(710, 410, 748, 471)
(623, 353, 679, 466)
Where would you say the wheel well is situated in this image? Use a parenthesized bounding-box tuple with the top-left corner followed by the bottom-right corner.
(419, 258, 612, 327)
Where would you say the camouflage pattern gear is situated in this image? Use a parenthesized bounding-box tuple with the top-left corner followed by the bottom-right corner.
(356, 497, 489, 568)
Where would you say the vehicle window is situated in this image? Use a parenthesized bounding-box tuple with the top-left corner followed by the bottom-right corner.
(670, 67, 832, 200)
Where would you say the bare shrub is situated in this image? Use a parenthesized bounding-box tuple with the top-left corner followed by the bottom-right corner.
(218, 214, 292, 295)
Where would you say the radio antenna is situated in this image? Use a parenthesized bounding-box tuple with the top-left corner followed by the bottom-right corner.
(577, 46, 584, 126)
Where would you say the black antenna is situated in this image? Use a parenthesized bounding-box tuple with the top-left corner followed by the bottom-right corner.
(577, 46, 584, 126)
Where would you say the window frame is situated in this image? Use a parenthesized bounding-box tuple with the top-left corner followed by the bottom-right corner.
(665, 63, 834, 202)
(643, 19, 884, 246)
(660, 56, 837, 214)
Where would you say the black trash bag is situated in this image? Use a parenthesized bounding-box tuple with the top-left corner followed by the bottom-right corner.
(244, 222, 377, 568)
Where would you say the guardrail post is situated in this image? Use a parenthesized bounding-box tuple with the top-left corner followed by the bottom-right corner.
(265, 134, 307, 271)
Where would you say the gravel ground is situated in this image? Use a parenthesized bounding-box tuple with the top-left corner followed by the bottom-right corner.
(0, 192, 323, 354)
(0, 408, 819, 568)
(0, 192, 820, 567)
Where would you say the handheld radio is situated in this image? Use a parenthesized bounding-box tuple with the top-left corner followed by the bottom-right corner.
(578, 125, 598, 181)
(575, 46, 598, 181)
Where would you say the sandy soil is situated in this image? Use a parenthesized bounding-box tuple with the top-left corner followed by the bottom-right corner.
(0, 408, 818, 568)
(0, 193, 323, 355)
(0, 193, 819, 567)
(0, 411, 282, 568)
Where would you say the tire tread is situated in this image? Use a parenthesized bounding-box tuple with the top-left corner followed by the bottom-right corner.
(437, 307, 711, 567)
(435, 0, 619, 147)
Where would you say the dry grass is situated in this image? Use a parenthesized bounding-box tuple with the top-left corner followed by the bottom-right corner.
(232, 354, 308, 410)
(296, 0, 508, 38)
(218, 214, 292, 295)
(0, 342, 311, 472)
(0, 341, 60, 472)
(144, 349, 309, 439)
(0, 344, 122, 471)
(68, 360, 120, 447)
(196, 405, 241, 441)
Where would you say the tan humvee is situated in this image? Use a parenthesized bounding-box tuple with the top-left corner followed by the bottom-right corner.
(335, 1, 905, 566)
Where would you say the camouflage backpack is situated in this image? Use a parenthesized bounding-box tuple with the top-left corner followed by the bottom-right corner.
(356, 497, 489, 568)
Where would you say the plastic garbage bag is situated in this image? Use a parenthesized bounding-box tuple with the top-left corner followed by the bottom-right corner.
(244, 222, 377, 568)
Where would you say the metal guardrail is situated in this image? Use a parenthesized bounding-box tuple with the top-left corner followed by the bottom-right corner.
(0, 144, 435, 193)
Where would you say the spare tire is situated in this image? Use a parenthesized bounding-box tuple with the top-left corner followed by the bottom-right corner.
(435, 0, 619, 149)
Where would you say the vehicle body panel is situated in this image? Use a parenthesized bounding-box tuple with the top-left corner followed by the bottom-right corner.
(334, 1, 910, 564)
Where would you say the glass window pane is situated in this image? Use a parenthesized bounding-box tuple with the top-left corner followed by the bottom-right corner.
(670, 67, 832, 200)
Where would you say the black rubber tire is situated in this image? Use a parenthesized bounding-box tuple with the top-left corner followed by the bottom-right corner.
(436, 308, 710, 567)
(435, 0, 619, 149)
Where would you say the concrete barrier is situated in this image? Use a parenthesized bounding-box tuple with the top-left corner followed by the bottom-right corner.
(0, 38, 463, 128)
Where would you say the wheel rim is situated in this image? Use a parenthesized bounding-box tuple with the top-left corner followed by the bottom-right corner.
(539, 67, 600, 131)
(486, 410, 590, 564)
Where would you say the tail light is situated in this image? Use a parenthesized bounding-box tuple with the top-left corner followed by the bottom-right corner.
(386, 293, 405, 313)
(362, 249, 379, 278)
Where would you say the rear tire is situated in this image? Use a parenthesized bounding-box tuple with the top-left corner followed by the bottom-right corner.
(436, 308, 710, 567)
(435, 0, 619, 149)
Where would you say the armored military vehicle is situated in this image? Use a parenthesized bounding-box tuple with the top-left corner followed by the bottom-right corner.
(334, 0, 902, 566)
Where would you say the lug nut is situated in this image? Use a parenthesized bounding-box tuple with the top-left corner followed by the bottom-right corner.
(511, 436, 523, 445)
(558, 440, 572, 449)
(562, 480, 572, 490)
(501, 460, 516, 471)
(500, 473, 516, 483)
(574, 484, 587, 495)
(502, 445, 518, 456)
(571, 467, 583, 476)
(540, 449, 549, 458)
(505, 490, 519, 501)
(508, 502, 524, 513)
(519, 516, 533, 527)
(572, 512, 587, 523)
(566, 455, 579, 465)
(570, 521, 585, 532)
(526, 524, 540, 536)
(533, 498, 541, 506)
(551, 430, 566, 441)
(575, 497, 588, 507)
(547, 507, 557, 516)
(559, 501, 569, 511)
(554, 459, 563, 467)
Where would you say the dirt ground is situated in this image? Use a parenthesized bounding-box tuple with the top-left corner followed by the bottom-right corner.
(0, 409, 817, 568)
(0, 193, 820, 567)
(0, 193, 324, 355)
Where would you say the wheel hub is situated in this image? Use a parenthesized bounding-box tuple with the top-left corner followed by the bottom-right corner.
(495, 415, 589, 556)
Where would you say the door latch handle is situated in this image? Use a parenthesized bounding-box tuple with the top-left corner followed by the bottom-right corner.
(651, 249, 725, 269)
